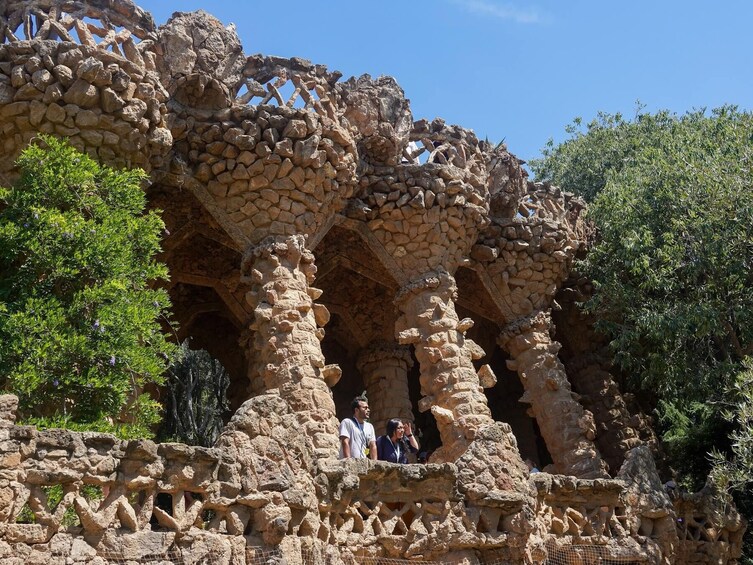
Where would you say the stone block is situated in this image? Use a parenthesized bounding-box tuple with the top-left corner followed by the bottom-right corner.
(62, 79, 99, 108)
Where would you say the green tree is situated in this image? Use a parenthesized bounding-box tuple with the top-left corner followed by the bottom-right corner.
(531, 105, 681, 203)
(532, 106, 753, 557)
(159, 341, 230, 447)
(0, 136, 175, 438)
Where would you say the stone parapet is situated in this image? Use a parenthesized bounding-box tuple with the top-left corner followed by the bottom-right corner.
(0, 395, 18, 425)
(1, 0, 157, 43)
(674, 487, 746, 564)
(238, 54, 346, 121)
(0, 411, 742, 563)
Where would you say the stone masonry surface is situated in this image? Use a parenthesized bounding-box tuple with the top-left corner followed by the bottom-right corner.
(0, 2, 745, 563)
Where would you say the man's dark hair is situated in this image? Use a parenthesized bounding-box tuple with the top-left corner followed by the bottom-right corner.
(351, 396, 367, 412)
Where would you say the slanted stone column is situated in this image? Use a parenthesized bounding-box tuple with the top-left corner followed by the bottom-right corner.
(357, 343, 414, 437)
(498, 311, 609, 478)
(242, 235, 341, 458)
(395, 269, 498, 462)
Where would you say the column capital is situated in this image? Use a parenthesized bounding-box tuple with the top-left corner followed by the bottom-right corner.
(394, 268, 456, 307)
(356, 341, 414, 374)
(497, 310, 552, 349)
(241, 234, 315, 282)
(241, 234, 323, 313)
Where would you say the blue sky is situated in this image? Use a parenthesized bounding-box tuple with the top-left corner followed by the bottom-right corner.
(136, 1, 753, 167)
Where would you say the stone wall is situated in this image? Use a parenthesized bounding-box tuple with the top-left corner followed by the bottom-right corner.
(0, 396, 744, 563)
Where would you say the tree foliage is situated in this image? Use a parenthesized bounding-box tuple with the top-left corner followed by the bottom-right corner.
(0, 136, 175, 438)
(530, 105, 678, 202)
(158, 341, 230, 447)
(531, 106, 753, 530)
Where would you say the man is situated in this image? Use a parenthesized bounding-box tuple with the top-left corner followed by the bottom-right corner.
(339, 397, 377, 460)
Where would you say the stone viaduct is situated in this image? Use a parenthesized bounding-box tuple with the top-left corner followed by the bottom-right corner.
(0, 1, 744, 563)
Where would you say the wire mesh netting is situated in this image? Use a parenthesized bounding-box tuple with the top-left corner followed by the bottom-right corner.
(96, 544, 645, 565)
(98, 545, 283, 565)
(541, 545, 643, 565)
(338, 546, 644, 565)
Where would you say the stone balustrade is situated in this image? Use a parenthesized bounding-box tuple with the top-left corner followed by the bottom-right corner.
(238, 54, 345, 123)
(673, 487, 746, 565)
(407, 118, 488, 181)
(0, 397, 742, 563)
(1, 0, 156, 46)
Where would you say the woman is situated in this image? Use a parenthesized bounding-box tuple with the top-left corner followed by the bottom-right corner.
(376, 419, 419, 463)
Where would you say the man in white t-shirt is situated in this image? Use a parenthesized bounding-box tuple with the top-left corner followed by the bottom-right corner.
(339, 397, 377, 460)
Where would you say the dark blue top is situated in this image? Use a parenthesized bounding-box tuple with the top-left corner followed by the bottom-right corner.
(376, 435, 418, 464)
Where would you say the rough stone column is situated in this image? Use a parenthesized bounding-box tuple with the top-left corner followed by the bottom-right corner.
(242, 235, 341, 458)
(357, 343, 414, 437)
(497, 311, 609, 478)
(394, 269, 497, 462)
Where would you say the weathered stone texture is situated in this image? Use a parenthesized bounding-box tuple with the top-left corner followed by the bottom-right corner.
(395, 270, 499, 463)
(498, 312, 609, 479)
(241, 235, 340, 458)
(553, 276, 660, 472)
(0, 1, 744, 564)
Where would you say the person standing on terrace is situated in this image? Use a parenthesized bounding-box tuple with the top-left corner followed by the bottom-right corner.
(339, 396, 377, 460)
(377, 419, 419, 464)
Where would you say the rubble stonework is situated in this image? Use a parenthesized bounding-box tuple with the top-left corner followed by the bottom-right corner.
(0, 1, 745, 563)
(553, 277, 660, 472)
(497, 311, 609, 479)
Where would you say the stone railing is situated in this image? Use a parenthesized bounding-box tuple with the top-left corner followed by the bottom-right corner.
(406, 118, 488, 182)
(2, 429, 235, 537)
(673, 488, 746, 565)
(533, 474, 647, 558)
(0, 423, 277, 562)
(318, 458, 530, 561)
(533, 471, 745, 564)
(0, 0, 158, 70)
(0, 393, 743, 564)
(518, 182, 587, 242)
(237, 54, 345, 123)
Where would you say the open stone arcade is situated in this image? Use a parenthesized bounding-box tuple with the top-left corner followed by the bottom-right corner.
(0, 1, 745, 563)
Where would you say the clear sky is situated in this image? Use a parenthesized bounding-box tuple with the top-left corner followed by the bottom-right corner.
(135, 0, 753, 167)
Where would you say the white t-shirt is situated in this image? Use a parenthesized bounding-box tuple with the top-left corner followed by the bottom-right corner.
(338, 417, 375, 459)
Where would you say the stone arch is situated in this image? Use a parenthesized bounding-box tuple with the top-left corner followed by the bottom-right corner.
(148, 180, 252, 409)
(312, 220, 412, 429)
